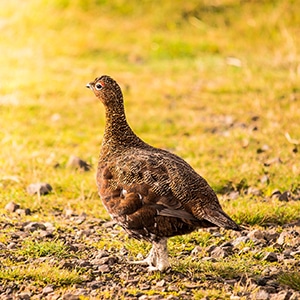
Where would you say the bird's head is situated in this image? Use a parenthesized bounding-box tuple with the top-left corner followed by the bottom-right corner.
(86, 75, 123, 107)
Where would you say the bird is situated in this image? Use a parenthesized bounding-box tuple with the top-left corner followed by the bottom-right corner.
(86, 75, 240, 271)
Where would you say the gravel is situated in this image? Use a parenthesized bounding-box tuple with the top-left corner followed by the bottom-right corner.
(0, 204, 300, 299)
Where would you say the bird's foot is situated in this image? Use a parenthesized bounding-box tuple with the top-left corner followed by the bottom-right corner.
(129, 238, 170, 272)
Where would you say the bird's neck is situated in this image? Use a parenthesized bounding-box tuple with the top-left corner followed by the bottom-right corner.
(100, 105, 146, 157)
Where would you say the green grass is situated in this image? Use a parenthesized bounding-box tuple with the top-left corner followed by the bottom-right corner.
(0, 0, 300, 298)
(0, 260, 82, 286)
(17, 240, 71, 259)
(279, 272, 300, 291)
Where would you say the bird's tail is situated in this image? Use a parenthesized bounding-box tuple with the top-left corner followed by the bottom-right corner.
(204, 208, 241, 231)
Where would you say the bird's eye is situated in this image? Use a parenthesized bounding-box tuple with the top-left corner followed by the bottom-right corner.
(95, 83, 103, 90)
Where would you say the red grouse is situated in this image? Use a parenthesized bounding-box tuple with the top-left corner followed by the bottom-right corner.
(86, 75, 240, 271)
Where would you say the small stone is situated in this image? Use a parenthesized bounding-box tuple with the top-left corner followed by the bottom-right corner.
(94, 250, 109, 259)
(87, 281, 102, 290)
(139, 284, 150, 290)
(5, 201, 20, 212)
(67, 155, 91, 171)
(277, 232, 288, 245)
(17, 293, 31, 300)
(191, 246, 202, 256)
(260, 175, 270, 184)
(26, 182, 53, 195)
(253, 289, 269, 300)
(264, 157, 282, 167)
(43, 285, 54, 295)
(279, 191, 291, 201)
(97, 264, 110, 273)
(65, 208, 76, 217)
(210, 246, 228, 258)
(290, 250, 300, 257)
(247, 187, 261, 196)
(263, 252, 278, 262)
(264, 231, 279, 242)
(228, 191, 239, 200)
(270, 291, 292, 300)
(7, 242, 17, 249)
(62, 294, 80, 300)
(248, 229, 264, 240)
(15, 208, 31, 216)
(232, 236, 250, 247)
(156, 279, 165, 287)
(23, 222, 46, 232)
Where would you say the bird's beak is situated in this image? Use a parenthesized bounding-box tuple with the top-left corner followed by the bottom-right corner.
(86, 83, 92, 89)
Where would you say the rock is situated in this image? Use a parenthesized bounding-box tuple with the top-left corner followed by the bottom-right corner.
(232, 236, 250, 247)
(43, 285, 54, 295)
(191, 246, 202, 256)
(156, 279, 166, 287)
(67, 155, 91, 171)
(277, 232, 289, 245)
(260, 175, 270, 184)
(264, 231, 279, 242)
(26, 182, 53, 195)
(290, 250, 300, 257)
(62, 294, 80, 300)
(15, 208, 31, 216)
(7, 242, 17, 249)
(264, 157, 282, 167)
(228, 191, 239, 200)
(16, 293, 31, 300)
(5, 201, 20, 212)
(279, 191, 291, 201)
(23, 222, 46, 232)
(210, 246, 228, 258)
(248, 229, 264, 240)
(247, 187, 262, 196)
(97, 264, 110, 273)
(263, 252, 278, 262)
(252, 288, 269, 300)
(87, 281, 102, 289)
(270, 291, 292, 300)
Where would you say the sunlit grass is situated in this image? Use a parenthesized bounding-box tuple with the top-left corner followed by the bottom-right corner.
(0, 0, 299, 297)
(0, 260, 82, 286)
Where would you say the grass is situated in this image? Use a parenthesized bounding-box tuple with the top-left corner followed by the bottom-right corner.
(0, 260, 82, 286)
(0, 0, 300, 298)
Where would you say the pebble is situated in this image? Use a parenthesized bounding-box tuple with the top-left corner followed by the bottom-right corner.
(42, 285, 54, 295)
(248, 229, 264, 240)
(5, 201, 20, 212)
(252, 289, 269, 300)
(16, 293, 31, 300)
(97, 264, 110, 273)
(67, 155, 91, 171)
(232, 236, 250, 247)
(26, 182, 53, 195)
(263, 252, 278, 262)
(270, 291, 292, 300)
(210, 246, 228, 258)
(62, 294, 80, 300)
(279, 191, 291, 201)
(277, 232, 289, 245)
(15, 208, 31, 216)
(23, 222, 46, 232)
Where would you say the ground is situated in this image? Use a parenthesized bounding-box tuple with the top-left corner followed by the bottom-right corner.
(0, 0, 299, 299)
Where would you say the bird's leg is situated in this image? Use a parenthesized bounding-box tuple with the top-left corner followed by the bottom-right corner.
(130, 238, 170, 272)
(129, 243, 156, 267)
(149, 238, 170, 272)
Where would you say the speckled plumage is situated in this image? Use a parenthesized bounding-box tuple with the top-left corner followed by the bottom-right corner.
(86, 75, 240, 271)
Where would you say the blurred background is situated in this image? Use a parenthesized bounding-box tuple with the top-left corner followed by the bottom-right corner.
(0, 0, 299, 212)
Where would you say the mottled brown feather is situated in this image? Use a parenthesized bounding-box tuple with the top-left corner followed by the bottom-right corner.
(87, 75, 240, 245)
